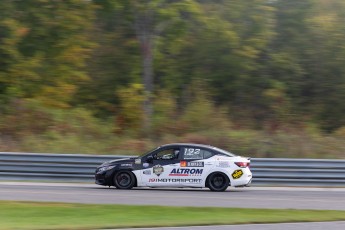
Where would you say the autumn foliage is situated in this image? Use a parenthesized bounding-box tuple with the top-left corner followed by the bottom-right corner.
(0, 0, 345, 158)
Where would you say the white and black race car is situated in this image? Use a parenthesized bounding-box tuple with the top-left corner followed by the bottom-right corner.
(95, 143, 252, 192)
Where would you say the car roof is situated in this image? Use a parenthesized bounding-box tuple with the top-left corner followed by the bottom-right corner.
(159, 143, 217, 150)
(151, 143, 236, 157)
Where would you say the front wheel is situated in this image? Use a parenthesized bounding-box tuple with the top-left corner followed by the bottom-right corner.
(113, 171, 135, 189)
(206, 172, 229, 192)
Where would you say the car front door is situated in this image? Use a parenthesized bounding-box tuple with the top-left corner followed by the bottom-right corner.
(141, 147, 181, 187)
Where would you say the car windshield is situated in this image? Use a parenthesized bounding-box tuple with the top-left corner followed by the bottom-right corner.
(213, 147, 236, 157)
(138, 147, 159, 157)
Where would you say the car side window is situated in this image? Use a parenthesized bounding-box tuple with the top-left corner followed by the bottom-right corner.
(154, 148, 180, 160)
(202, 150, 214, 159)
(182, 148, 214, 160)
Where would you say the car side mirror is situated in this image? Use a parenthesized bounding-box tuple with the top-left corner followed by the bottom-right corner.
(146, 156, 153, 163)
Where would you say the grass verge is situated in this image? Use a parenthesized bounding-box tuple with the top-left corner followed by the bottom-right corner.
(1, 201, 345, 229)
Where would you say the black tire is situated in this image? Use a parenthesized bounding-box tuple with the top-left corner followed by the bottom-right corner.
(206, 172, 229, 192)
(113, 171, 135, 189)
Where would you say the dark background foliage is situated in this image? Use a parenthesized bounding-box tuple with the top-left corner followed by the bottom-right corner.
(0, 0, 344, 158)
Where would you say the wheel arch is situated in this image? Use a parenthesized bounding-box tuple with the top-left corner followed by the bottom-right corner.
(111, 169, 138, 187)
(205, 170, 231, 188)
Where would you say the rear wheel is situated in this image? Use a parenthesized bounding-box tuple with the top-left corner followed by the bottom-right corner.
(113, 171, 135, 189)
(207, 172, 229, 192)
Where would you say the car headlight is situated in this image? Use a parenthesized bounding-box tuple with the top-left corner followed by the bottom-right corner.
(97, 165, 115, 173)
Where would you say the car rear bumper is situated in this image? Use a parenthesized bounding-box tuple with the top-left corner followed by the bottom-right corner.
(230, 168, 252, 187)
(234, 178, 252, 187)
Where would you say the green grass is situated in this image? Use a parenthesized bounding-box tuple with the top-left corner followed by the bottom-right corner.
(1, 201, 345, 229)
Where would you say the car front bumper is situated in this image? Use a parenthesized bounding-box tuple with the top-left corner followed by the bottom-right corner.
(95, 172, 107, 185)
(95, 169, 114, 186)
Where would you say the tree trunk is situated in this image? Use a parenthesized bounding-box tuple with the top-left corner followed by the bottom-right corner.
(134, 4, 154, 134)
(141, 37, 153, 133)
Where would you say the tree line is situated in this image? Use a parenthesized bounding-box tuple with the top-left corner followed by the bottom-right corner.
(1, 0, 345, 139)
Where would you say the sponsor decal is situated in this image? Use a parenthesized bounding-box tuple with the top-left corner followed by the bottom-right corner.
(180, 161, 204, 167)
(120, 163, 132, 167)
(232, 169, 243, 179)
(217, 161, 230, 168)
(143, 169, 151, 175)
(153, 165, 164, 176)
(216, 157, 228, 160)
(169, 168, 203, 176)
(149, 178, 202, 183)
(135, 158, 141, 164)
(143, 163, 149, 168)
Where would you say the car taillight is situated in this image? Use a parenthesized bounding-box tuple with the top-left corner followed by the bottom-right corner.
(235, 162, 250, 168)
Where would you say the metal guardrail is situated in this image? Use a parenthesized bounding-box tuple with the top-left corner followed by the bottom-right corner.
(252, 158, 345, 186)
(0, 152, 344, 186)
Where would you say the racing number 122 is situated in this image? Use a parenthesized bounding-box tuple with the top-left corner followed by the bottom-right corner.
(184, 148, 200, 156)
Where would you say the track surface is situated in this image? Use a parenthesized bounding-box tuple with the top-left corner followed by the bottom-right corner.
(1, 182, 344, 210)
(120, 222, 345, 230)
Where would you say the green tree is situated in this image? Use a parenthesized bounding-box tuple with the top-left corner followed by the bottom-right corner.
(91, 0, 203, 133)
(116, 83, 145, 133)
(266, 0, 345, 131)
(155, 0, 275, 126)
(0, 0, 35, 105)
(77, 0, 141, 118)
(0, 0, 95, 109)
(306, 0, 345, 131)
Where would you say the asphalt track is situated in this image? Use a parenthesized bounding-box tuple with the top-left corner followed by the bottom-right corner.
(0, 182, 345, 210)
(120, 222, 345, 230)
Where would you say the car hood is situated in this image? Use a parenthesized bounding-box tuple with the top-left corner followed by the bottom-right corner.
(100, 157, 136, 167)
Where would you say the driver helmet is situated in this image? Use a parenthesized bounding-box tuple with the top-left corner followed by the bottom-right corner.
(174, 149, 180, 157)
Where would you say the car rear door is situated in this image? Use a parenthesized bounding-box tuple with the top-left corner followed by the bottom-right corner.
(178, 147, 214, 187)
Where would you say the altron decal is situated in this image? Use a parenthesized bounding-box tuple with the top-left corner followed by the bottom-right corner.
(169, 168, 203, 176)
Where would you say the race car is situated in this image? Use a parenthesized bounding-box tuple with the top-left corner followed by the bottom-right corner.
(95, 143, 252, 192)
